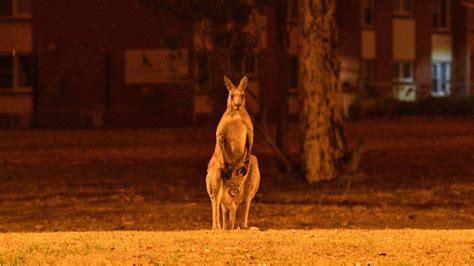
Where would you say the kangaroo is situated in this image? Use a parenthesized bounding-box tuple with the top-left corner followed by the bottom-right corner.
(206, 75, 259, 230)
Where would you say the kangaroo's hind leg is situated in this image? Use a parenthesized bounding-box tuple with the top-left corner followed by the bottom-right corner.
(242, 155, 260, 229)
(206, 159, 224, 230)
(242, 200, 252, 229)
(229, 206, 237, 230)
(221, 204, 229, 230)
(209, 191, 222, 230)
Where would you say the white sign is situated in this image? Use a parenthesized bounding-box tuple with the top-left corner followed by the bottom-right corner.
(125, 49, 189, 84)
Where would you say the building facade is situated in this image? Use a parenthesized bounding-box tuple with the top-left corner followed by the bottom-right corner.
(336, 0, 471, 102)
(0, 0, 472, 128)
(0, 0, 33, 127)
(32, 0, 193, 127)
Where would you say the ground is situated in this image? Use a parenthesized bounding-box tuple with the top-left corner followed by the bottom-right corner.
(0, 117, 473, 263)
(1, 230, 472, 264)
(0, 118, 474, 265)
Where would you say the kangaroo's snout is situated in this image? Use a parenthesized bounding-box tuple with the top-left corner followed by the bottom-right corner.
(230, 93, 244, 110)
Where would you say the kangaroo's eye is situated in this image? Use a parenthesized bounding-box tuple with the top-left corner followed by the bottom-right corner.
(230, 95, 234, 99)
(238, 167, 247, 176)
(240, 95, 244, 100)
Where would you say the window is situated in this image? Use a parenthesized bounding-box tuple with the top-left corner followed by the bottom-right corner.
(0, 0, 31, 18)
(432, 61, 451, 96)
(393, 61, 416, 101)
(0, 56, 13, 88)
(16, 0, 31, 15)
(393, 61, 414, 82)
(0, 0, 12, 17)
(362, 0, 374, 27)
(0, 53, 33, 90)
(433, 0, 449, 30)
(393, 0, 414, 16)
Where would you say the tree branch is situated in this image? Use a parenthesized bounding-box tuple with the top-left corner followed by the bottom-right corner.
(250, 116, 293, 173)
(245, 79, 293, 172)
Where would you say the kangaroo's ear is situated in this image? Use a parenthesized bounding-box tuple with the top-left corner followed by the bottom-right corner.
(223, 75, 235, 91)
(238, 76, 248, 91)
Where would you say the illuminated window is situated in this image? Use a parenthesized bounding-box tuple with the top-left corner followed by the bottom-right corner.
(0, 0, 31, 18)
(393, 0, 414, 16)
(362, 0, 374, 27)
(433, 0, 450, 30)
(393, 61, 414, 82)
(432, 62, 451, 96)
(0, 53, 33, 90)
(393, 61, 416, 101)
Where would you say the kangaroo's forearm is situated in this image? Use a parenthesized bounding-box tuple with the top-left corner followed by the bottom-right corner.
(243, 133, 253, 165)
(217, 135, 226, 167)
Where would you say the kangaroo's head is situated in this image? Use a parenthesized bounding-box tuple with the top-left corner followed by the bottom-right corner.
(224, 75, 248, 111)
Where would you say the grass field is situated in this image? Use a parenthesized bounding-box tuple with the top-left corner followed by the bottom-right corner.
(0, 230, 472, 264)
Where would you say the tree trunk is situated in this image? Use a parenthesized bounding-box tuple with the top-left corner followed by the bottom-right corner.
(298, 0, 349, 183)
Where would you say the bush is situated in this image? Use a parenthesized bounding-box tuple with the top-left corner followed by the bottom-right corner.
(349, 95, 474, 118)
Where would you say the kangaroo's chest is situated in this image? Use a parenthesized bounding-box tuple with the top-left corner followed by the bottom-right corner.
(220, 117, 249, 161)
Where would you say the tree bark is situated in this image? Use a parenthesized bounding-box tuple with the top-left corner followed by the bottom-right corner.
(298, 0, 349, 183)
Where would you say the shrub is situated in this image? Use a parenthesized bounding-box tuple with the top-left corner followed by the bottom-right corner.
(349, 95, 474, 118)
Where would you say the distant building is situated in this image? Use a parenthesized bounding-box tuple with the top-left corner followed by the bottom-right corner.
(0, 0, 33, 127)
(336, 0, 471, 102)
(32, 0, 193, 127)
(0, 0, 472, 128)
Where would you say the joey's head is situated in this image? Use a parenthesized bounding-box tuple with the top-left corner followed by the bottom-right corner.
(224, 75, 248, 111)
(223, 162, 248, 182)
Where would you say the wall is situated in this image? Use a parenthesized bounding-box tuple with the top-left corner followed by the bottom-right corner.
(337, 0, 361, 87)
(415, 0, 433, 99)
(33, 0, 192, 127)
(452, 0, 471, 96)
(374, 0, 393, 97)
(0, 19, 32, 128)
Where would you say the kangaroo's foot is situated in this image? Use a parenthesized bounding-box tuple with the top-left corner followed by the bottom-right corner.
(239, 225, 260, 231)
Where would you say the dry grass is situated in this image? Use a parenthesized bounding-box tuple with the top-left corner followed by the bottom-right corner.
(0, 230, 472, 264)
